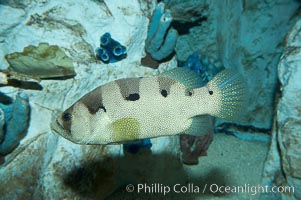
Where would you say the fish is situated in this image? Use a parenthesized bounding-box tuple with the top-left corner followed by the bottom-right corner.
(51, 67, 246, 145)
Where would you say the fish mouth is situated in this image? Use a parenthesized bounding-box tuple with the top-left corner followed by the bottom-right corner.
(50, 112, 64, 135)
(49, 112, 79, 143)
(50, 119, 75, 141)
(50, 119, 61, 135)
(50, 110, 64, 134)
(51, 119, 71, 136)
(56, 119, 65, 130)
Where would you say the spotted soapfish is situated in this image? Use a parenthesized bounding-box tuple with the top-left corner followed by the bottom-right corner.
(51, 68, 246, 144)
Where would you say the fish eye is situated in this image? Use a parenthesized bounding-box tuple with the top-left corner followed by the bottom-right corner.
(62, 112, 72, 121)
(209, 90, 213, 95)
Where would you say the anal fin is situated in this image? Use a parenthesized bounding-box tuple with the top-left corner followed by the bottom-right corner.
(184, 115, 214, 136)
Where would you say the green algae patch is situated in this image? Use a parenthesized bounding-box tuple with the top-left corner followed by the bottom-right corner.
(5, 43, 75, 79)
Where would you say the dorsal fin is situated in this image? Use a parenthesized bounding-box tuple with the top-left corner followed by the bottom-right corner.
(160, 67, 202, 90)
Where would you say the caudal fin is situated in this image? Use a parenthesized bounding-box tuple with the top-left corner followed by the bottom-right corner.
(206, 69, 246, 121)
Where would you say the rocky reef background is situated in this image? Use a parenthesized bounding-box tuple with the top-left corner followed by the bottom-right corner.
(0, 0, 301, 199)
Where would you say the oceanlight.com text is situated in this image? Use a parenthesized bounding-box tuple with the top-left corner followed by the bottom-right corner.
(125, 183, 294, 196)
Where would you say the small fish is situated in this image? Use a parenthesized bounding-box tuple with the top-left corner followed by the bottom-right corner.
(51, 68, 246, 145)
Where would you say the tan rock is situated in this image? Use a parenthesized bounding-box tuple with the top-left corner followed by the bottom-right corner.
(5, 43, 75, 79)
(262, 18, 301, 200)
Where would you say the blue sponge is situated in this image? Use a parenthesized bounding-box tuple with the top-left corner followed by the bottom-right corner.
(145, 2, 178, 61)
(0, 92, 30, 156)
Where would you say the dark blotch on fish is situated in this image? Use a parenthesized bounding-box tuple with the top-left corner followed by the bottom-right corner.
(161, 89, 168, 97)
(125, 93, 140, 101)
